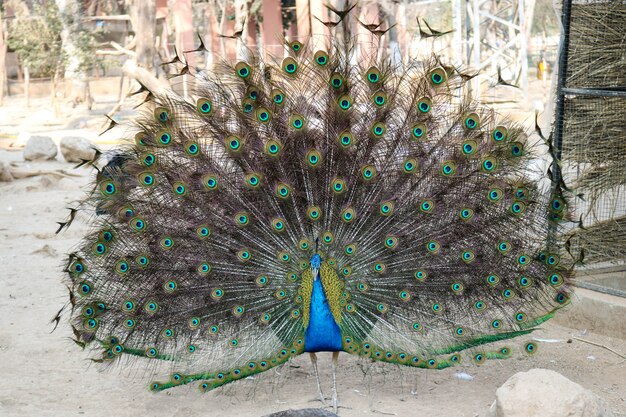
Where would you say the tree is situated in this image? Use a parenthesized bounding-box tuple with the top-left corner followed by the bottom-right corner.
(0, 7, 8, 106)
(56, 0, 100, 109)
(6, 0, 65, 108)
(126, 0, 157, 72)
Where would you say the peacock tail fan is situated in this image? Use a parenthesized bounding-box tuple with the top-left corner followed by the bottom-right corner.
(62, 34, 574, 393)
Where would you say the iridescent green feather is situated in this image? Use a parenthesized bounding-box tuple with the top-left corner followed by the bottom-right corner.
(62, 28, 573, 393)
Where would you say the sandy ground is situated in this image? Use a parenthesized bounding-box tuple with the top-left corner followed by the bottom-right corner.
(0, 83, 625, 417)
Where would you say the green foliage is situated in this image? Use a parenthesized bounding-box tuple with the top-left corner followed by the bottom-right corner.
(61, 1, 101, 73)
(6, 0, 101, 78)
(6, 1, 65, 78)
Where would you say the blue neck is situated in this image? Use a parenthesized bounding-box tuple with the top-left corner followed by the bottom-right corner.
(304, 273, 343, 352)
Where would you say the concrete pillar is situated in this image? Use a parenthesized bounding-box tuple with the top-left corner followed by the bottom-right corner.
(247, 16, 257, 50)
(235, 0, 249, 59)
(172, 0, 195, 67)
(286, 18, 298, 40)
(310, 0, 329, 51)
(202, 3, 223, 66)
(395, 3, 407, 60)
(260, 0, 284, 57)
(357, 2, 379, 63)
(296, 0, 311, 40)
(225, 4, 238, 60)
(451, 0, 463, 66)
(156, 0, 168, 19)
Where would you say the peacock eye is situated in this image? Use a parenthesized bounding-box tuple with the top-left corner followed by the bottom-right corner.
(58, 46, 576, 391)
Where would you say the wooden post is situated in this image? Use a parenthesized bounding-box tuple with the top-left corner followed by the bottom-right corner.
(260, 0, 284, 57)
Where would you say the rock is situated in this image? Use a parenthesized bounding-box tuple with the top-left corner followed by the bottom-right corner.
(486, 369, 614, 417)
(263, 409, 339, 417)
(0, 161, 13, 182)
(23, 136, 58, 161)
(60, 136, 95, 163)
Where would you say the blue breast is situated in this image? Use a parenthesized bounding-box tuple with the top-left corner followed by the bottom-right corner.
(304, 279, 343, 352)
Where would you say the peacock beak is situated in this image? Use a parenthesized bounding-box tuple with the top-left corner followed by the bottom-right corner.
(311, 267, 320, 280)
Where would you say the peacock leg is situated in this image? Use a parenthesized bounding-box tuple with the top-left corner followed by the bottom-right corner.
(309, 352, 326, 405)
(331, 351, 339, 413)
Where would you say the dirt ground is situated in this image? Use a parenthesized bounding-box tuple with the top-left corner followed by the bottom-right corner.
(0, 79, 625, 417)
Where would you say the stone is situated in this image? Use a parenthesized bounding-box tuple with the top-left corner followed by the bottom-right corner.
(486, 369, 614, 417)
(263, 409, 339, 417)
(60, 136, 95, 163)
(0, 161, 13, 182)
(23, 136, 57, 161)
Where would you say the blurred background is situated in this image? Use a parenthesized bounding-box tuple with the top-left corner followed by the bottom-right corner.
(0, 0, 559, 113)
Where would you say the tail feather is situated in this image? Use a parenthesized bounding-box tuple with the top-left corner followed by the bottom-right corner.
(63, 35, 573, 391)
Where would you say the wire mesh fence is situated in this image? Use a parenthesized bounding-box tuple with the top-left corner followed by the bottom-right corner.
(565, 1, 626, 89)
(555, 0, 626, 276)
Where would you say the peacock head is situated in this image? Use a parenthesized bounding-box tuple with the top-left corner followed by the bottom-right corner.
(310, 253, 322, 269)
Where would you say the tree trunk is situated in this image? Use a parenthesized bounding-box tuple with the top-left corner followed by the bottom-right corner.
(218, 1, 228, 58)
(0, 9, 7, 106)
(310, 0, 329, 51)
(331, 0, 354, 49)
(234, 0, 249, 60)
(222, 2, 237, 60)
(24, 66, 30, 107)
(52, 68, 62, 117)
(357, 3, 379, 63)
(386, 4, 401, 67)
(295, 0, 311, 40)
(259, 0, 284, 57)
(395, 2, 407, 61)
(172, 0, 194, 98)
(56, 0, 94, 109)
(173, 0, 195, 66)
(204, 3, 220, 67)
(128, 0, 157, 72)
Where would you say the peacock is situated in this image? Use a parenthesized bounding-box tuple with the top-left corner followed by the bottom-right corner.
(59, 6, 573, 413)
